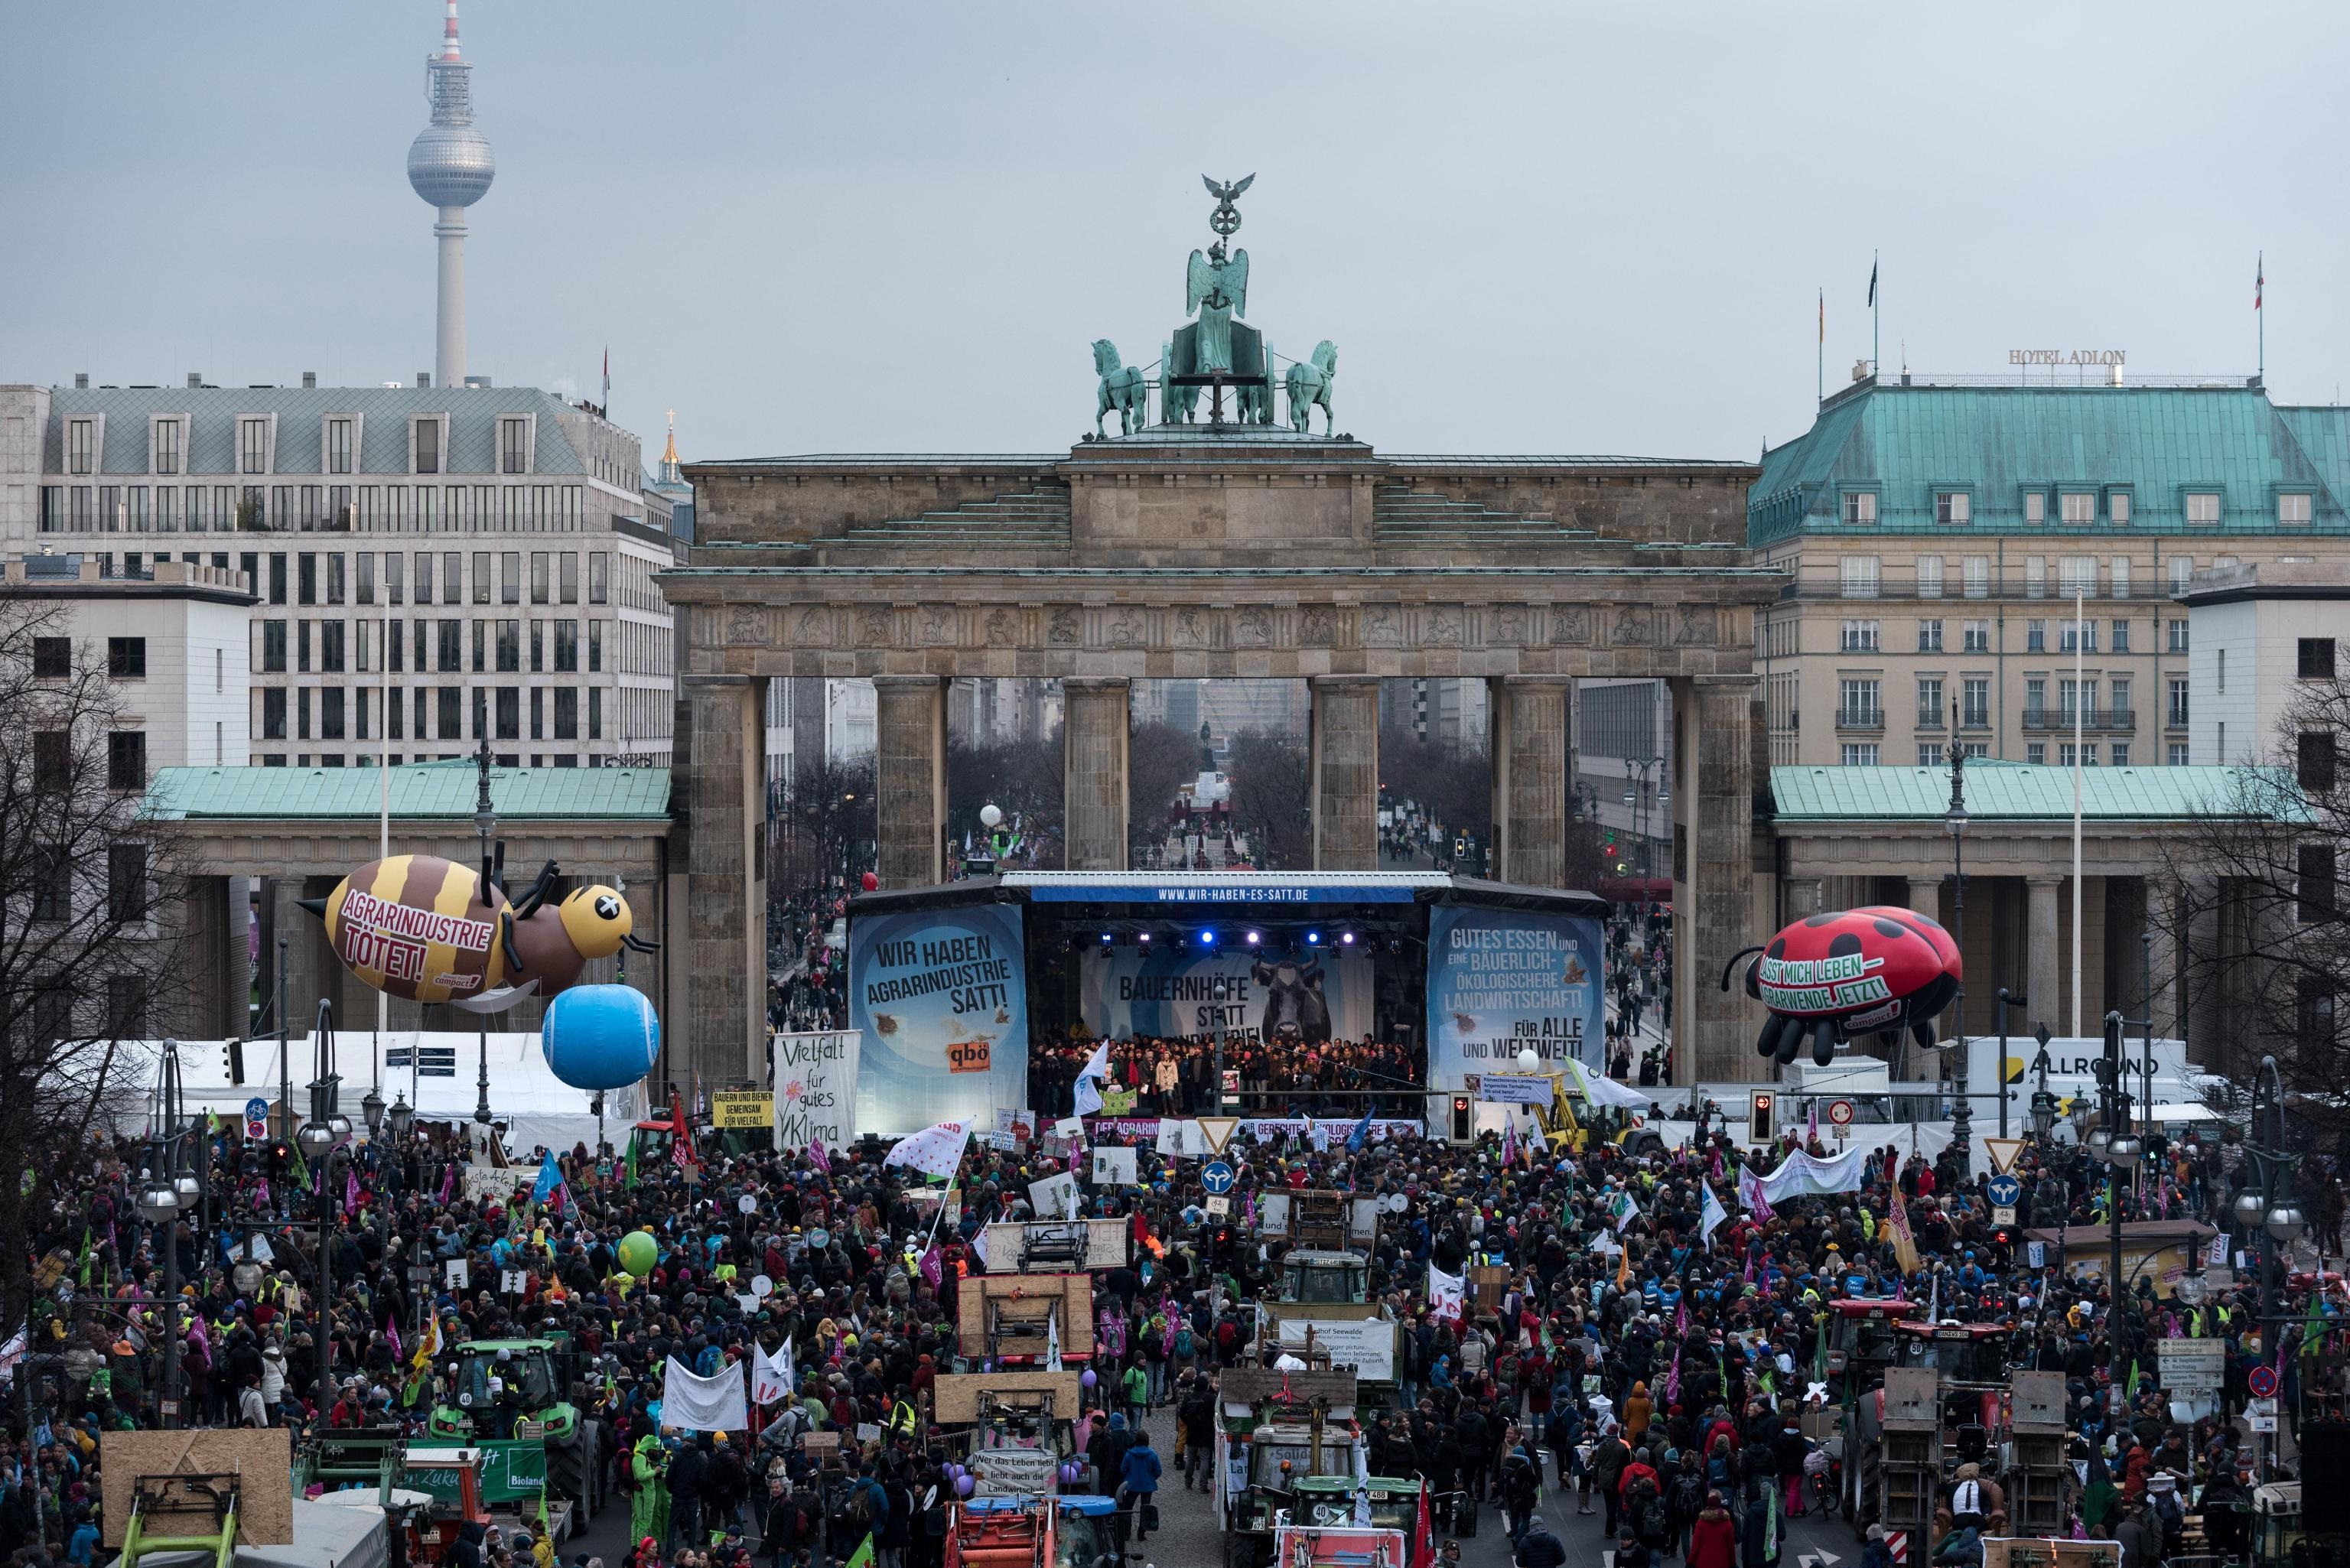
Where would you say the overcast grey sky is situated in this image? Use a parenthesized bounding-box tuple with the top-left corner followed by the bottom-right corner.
(5, 3, 2343, 464)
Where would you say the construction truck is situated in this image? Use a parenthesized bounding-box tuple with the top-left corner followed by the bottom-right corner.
(955, 1274, 1095, 1368)
(1505, 1069, 1665, 1158)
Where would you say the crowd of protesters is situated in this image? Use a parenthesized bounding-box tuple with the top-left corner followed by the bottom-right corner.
(7, 1037, 2347, 1568)
(1029, 1035, 1424, 1117)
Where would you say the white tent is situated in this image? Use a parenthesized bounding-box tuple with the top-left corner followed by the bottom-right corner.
(103, 1033, 636, 1156)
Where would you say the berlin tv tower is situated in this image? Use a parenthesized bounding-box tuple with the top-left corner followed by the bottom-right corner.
(406, 1, 494, 389)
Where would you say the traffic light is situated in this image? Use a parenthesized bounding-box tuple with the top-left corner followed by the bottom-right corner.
(266, 1138, 292, 1178)
(1450, 1095, 1473, 1143)
(223, 1036, 246, 1086)
(1749, 1092, 1774, 1143)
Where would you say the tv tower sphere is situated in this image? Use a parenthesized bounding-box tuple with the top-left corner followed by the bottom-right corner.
(408, 121, 495, 209)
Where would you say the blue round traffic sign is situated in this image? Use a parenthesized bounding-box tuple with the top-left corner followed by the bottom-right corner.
(244, 1097, 269, 1124)
(1199, 1160, 1236, 1196)
(1986, 1174, 2022, 1207)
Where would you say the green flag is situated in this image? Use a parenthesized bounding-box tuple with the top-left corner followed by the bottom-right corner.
(76, 1227, 93, 1288)
(2126, 1358, 2141, 1400)
(2302, 1294, 2329, 1359)
(843, 1534, 875, 1568)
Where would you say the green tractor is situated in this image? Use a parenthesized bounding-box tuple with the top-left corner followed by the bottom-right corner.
(427, 1337, 588, 1498)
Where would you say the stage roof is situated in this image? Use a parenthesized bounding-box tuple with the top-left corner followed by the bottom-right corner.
(851, 870, 1606, 919)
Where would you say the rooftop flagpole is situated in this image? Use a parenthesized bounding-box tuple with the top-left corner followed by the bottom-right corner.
(2256, 252, 2265, 380)
(2072, 587, 2085, 1043)
(1818, 288, 1824, 403)
(1869, 252, 1880, 378)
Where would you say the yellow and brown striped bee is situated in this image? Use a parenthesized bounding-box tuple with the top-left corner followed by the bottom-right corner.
(314, 854, 514, 1004)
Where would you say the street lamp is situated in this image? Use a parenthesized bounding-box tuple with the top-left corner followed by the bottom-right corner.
(1516, 1046, 1541, 1071)
(387, 1092, 414, 1143)
(471, 737, 496, 1125)
(362, 1085, 386, 1140)
(1944, 724, 1971, 1174)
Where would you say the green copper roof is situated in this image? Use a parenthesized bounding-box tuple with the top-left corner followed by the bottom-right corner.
(145, 763, 670, 821)
(1770, 760, 2300, 823)
(1751, 380, 2350, 543)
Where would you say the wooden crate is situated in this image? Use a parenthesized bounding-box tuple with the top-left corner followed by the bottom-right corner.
(100, 1431, 295, 1547)
(955, 1274, 1094, 1361)
(933, 1372, 1084, 1425)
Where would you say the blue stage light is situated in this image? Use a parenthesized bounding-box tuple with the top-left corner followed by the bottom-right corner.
(1199, 929, 1216, 945)
(1306, 930, 1322, 945)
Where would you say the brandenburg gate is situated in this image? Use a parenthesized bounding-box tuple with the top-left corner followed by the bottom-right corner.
(661, 181, 1780, 1090)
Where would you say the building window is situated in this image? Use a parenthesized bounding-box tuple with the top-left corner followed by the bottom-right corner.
(529, 620, 544, 672)
(1841, 743, 1880, 766)
(2109, 676, 2131, 722)
(415, 551, 435, 603)
(107, 731, 145, 790)
(1837, 678, 1881, 728)
(2300, 844, 2338, 922)
(2059, 743, 2098, 768)
(558, 552, 578, 604)
(2027, 742, 2046, 766)
(2167, 619, 2189, 653)
(529, 687, 544, 740)
(527, 552, 545, 605)
(2027, 620, 2046, 653)
(67, 420, 94, 474)
(153, 420, 181, 476)
(1961, 678, 1990, 728)
(1963, 620, 1990, 653)
(2300, 637, 2339, 679)
(1963, 556, 1990, 598)
(2280, 493, 2313, 527)
(589, 687, 602, 740)
(1918, 743, 1945, 766)
(2023, 492, 2045, 525)
(589, 553, 609, 603)
(327, 554, 346, 605)
(1840, 620, 1880, 652)
(2169, 742, 2189, 766)
(415, 418, 441, 475)
(2109, 493, 2131, 526)
(1840, 555, 1881, 597)
(438, 620, 462, 672)
(2025, 677, 2047, 724)
(2218, 649, 2227, 693)
(1917, 677, 1944, 727)
(496, 620, 520, 672)
(2059, 619, 2098, 654)
(107, 637, 145, 678)
(2169, 556, 2194, 596)
(2062, 493, 2094, 525)
(2299, 731, 2338, 793)
(494, 686, 520, 740)
(357, 554, 376, 605)
(2057, 555, 2096, 597)
(1915, 555, 1944, 599)
(1917, 619, 1944, 652)
(472, 619, 487, 672)
(32, 637, 70, 678)
(1842, 491, 1877, 525)
(32, 731, 70, 792)
(553, 688, 579, 740)
(500, 418, 529, 474)
(472, 552, 490, 605)
(1935, 492, 1971, 525)
(320, 688, 346, 740)
(386, 551, 404, 604)
(2110, 556, 2132, 598)
(437, 687, 461, 739)
(298, 553, 316, 605)
(240, 418, 269, 474)
(262, 620, 287, 672)
(2108, 742, 2130, 766)
(108, 843, 148, 923)
(2186, 492, 2220, 526)
(321, 620, 346, 673)
(2111, 620, 2130, 652)
(554, 620, 578, 672)
(327, 418, 353, 474)
(588, 620, 603, 672)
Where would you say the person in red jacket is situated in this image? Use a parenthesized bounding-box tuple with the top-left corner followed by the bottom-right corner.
(1685, 1491, 1739, 1568)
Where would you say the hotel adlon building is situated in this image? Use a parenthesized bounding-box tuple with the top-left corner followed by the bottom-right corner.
(1751, 371, 2348, 773)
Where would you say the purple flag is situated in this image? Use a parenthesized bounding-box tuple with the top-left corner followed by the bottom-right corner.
(809, 1140, 832, 1174)
(345, 1169, 361, 1216)
(438, 1163, 456, 1204)
(919, 1245, 942, 1289)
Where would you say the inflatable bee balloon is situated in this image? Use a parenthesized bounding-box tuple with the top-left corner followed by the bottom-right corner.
(308, 856, 657, 1014)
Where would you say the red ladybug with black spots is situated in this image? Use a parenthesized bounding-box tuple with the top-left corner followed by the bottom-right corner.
(1721, 906, 1963, 1065)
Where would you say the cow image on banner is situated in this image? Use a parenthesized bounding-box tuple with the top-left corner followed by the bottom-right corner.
(849, 906, 1030, 1137)
(1076, 943, 1371, 1041)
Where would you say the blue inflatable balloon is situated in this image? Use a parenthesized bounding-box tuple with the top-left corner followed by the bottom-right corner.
(541, 984, 660, 1091)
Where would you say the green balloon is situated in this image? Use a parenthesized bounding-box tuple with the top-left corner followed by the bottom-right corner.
(617, 1231, 658, 1277)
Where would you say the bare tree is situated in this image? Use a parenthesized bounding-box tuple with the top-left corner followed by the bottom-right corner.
(768, 750, 877, 892)
(1226, 728, 1310, 870)
(1378, 721, 1493, 848)
(1128, 719, 1200, 845)
(2156, 671, 2348, 1131)
(946, 729, 1064, 867)
(0, 599, 190, 1417)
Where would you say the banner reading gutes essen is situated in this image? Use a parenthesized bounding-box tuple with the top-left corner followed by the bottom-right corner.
(848, 906, 1029, 1138)
(1425, 906, 1605, 1088)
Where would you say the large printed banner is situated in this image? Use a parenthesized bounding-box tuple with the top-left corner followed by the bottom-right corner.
(849, 906, 1029, 1137)
(1426, 906, 1605, 1090)
(771, 1030, 860, 1153)
(1078, 946, 1371, 1042)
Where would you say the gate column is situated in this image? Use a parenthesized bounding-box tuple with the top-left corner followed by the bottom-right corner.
(1309, 675, 1380, 870)
(682, 672, 767, 1087)
(1063, 677, 1131, 870)
(1488, 676, 1571, 886)
(1670, 673, 1759, 1083)
(874, 674, 948, 889)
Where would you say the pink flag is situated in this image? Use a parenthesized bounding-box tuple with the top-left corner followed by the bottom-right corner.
(345, 1169, 361, 1216)
(808, 1140, 832, 1174)
(919, 1245, 942, 1289)
(439, 1163, 456, 1204)
(1502, 1119, 1518, 1169)
(1675, 1300, 1688, 1338)
(386, 1315, 402, 1359)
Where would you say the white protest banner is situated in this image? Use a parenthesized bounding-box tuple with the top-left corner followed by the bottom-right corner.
(1469, 1075, 1556, 1106)
(884, 1119, 972, 1181)
(1427, 1264, 1466, 1324)
(1091, 1146, 1138, 1186)
(661, 1354, 747, 1433)
(773, 1030, 860, 1153)
(1754, 1145, 1869, 1205)
(1028, 1171, 1082, 1221)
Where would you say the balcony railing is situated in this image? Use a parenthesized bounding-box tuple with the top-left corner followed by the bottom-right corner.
(1837, 707, 1886, 731)
(1790, 566, 2182, 603)
(1915, 708, 1944, 730)
(2021, 707, 2136, 733)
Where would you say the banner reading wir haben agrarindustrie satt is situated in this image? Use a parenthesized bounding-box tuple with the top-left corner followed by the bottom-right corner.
(1425, 906, 1604, 1089)
(848, 905, 1028, 1138)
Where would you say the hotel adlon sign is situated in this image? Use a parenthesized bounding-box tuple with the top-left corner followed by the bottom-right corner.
(2007, 348, 2127, 366)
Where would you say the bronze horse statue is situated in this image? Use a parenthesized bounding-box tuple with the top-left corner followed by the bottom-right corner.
(1284, 340, 1338, 434)
(1093, 340, 1148, 436)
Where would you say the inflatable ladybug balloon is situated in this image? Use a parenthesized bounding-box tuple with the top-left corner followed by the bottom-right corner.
(1730, 906, 1962, 1066)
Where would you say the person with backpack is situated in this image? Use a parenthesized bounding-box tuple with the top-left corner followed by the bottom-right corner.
(1590, 1423, 1630, 1537)
(1118, 1430, 1162, 1544)
(1629, 1475, 1672, 1564)
(1666, 1449, 1708, 1559)
(1177, 1378, 1217, 1491)
(1499, 1443, 1541, 1544)
(1511, 1514, 1567, 1568)
(1685, 1490, 1738, 1568)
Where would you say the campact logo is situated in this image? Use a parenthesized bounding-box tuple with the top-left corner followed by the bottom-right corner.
(948, 1039, 993, 1075)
